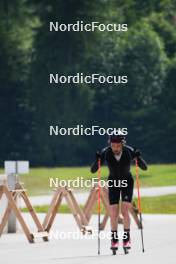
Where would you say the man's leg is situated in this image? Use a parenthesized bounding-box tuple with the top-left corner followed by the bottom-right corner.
(121, 202, 131, 229)
(121, 202, 132, 246)
(110, 204, 119, 230)
(108, 183, 120, 246)
(110, 204, 119, 245)
(121, 176, 134, 246)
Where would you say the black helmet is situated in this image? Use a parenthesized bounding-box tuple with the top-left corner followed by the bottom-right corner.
(109, 134, 126, 144)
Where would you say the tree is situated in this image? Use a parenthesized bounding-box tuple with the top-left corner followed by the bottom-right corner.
(0, 0, 35, 164)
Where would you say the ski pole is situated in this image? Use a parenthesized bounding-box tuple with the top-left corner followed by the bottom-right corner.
(97, 158, 101, 255)
(135, 158, 145, 253)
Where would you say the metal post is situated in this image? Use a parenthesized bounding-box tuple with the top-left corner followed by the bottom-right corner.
(7, 169, 18, 233)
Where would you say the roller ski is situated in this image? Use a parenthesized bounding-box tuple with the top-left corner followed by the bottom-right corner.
(123, 240, 131, 254)
(110, 240, 119, 255)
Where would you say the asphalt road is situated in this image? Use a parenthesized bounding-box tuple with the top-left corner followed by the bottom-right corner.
(0, 213, 176, 264)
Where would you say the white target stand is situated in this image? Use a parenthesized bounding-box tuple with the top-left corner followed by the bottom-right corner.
(4, 161, 29, 233)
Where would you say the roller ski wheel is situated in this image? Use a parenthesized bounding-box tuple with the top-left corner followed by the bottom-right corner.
(110, 241, 118, 255)
(112, 249, 117, 255)
(123, 247, 129, 254)
(123, 240, 131, 255)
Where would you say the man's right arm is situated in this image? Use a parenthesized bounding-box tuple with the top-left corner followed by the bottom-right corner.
(90, 148, 106, 173)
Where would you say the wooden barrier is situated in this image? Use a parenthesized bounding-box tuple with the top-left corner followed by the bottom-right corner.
(43, 187, 92, 234)
(43, 185, 141, 235)
(0, 179, 141, 243)
(0, 183, 49, 243)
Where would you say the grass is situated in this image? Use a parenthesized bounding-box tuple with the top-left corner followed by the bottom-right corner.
(1, 164, 176, 195)
(135, 195, 176, 214)
(22, 194, 176, 214)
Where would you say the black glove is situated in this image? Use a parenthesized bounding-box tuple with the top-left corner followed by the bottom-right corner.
(95, 151, 101, 160)
(134, 148, 141, 158)
(137, 156, 148, 170)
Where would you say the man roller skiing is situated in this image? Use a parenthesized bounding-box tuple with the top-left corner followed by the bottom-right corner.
(90, 134, 147, 253)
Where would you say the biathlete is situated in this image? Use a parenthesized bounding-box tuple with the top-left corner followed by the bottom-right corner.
(90, 134, 147, 253)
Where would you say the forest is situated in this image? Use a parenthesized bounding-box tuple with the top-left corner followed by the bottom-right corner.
(0, 0, 176, 166)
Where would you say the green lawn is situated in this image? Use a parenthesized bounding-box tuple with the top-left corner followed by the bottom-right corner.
(1, 164, 176, 195)
(22, 194, 176, 214)
(135, 194, 176, 214)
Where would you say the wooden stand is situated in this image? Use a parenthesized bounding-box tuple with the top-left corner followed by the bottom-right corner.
(43, 187, 92, 234)
(129, 201, 142, 229)
(0, 183, 49, 243)
(43, 185, 141, 235)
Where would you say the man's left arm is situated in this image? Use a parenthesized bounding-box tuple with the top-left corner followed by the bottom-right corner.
(126, 145, 148, 171)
